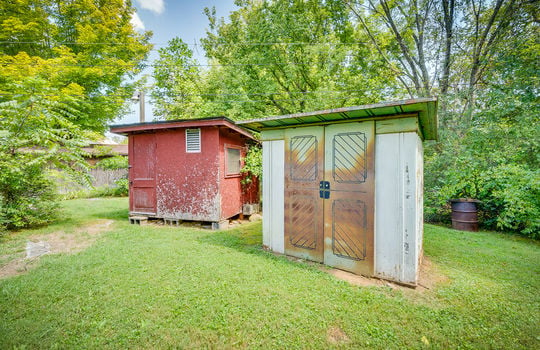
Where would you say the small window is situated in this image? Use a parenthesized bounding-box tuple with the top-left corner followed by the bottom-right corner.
(226, 147, 241, 175)
(186, 129, 201, 153)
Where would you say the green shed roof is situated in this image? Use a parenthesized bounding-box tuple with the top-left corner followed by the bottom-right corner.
(237, 98, 438, 140)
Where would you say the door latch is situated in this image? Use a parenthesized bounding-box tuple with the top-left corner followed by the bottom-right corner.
(319, 181, 330, 199)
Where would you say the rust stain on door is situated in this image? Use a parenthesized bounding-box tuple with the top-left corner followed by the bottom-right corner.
(284, 127, 324, 262)
(324, 122, 375, 276)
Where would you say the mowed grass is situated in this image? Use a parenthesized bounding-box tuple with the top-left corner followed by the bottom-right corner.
(0, 198, 539, 349)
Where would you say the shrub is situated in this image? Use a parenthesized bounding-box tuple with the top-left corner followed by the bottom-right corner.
(425, 151, 540, 238)
(0, 159, 59, 230)
(477, 165, 540, 237)
(112, 178, 129, 196)
(95, 155, 128, 170)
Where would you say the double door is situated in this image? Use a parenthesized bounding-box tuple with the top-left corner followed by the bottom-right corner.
(284, 121, 374, 276)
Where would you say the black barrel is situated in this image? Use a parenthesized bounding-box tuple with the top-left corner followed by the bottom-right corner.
(450, 199, 480, 232)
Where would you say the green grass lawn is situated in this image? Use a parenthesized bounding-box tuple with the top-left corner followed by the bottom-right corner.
(1, 198, 539, 349)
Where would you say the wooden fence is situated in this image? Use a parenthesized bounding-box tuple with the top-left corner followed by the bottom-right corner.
(55, 168, 128, 194)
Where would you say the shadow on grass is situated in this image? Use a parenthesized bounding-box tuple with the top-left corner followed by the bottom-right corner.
(198, 222, 324, 273)
(198, 222, 263, 255)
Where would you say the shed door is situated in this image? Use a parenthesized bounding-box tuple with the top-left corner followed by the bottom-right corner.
(284, 127, 325, 262)
(284, 121, 374, 275)
(323, 122, 375, 276)
(129, 133, 157, 215)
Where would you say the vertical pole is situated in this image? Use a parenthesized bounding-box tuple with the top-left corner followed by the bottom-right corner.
(139, 91, 145, 123)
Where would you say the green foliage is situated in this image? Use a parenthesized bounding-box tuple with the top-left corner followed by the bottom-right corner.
(0, 0, 153, 132)
(148, 0, 539, 238)
(241, 144, 262, 184)
(95, 156, 128, 170)
(0, 0, 150, 229)
(94, 156, 129, 196)
(478, 165, 540, 237)
(151, 37, 202, 118)
(424, 13, 539, 237)
(0, 85, 92, 229)
(112, 178, 129, 196)
(0, 161, 59, 230)
(426, 153, 540, 237)
(152, 0, 396, 120)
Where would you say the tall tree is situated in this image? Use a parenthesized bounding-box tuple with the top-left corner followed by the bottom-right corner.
(346, 0, 522, 125)
(153, 0, 398, 120)
(0, 0, 152, 229)
(0, 0, 152, 131)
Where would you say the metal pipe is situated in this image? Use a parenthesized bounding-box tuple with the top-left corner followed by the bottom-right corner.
(139, 91, 145, 123)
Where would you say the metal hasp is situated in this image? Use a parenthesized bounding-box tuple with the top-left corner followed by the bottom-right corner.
(238, 98, 438, 286)
(319, 181, 330, 199)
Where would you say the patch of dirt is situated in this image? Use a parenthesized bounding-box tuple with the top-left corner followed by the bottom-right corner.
(327, 326, 350, 345)
(324, 256, 449, 293)
(0, 219, 114, 279)
(417, 255, 450, 290)
(327, 268, 389, 288)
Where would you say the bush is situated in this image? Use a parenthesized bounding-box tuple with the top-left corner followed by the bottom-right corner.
(477, 165, 540, 237)
(425, 148, 540, 238)
(0, 159, 59, 230)
(112, 178, 129, 196)
(241, 144, 262, 185)
(95, 155, 128, 170)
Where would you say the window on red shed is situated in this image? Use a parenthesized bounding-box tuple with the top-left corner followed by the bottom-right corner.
(226, 147, 241, 175)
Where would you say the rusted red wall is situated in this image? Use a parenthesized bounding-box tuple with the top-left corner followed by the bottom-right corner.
(126, 124, 258, 222)
(218, 127, 246, 219)
(155, 126, 221, 221)
(242, 175, 259, 204)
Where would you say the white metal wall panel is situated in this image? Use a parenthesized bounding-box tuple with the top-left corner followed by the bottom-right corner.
(374, 132, 422, 285)
(262, 140, 285, 253)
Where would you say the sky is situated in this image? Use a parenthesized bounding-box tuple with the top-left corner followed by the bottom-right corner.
(117, 0, 239, 125)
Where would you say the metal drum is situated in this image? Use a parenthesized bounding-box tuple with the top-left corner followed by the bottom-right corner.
(450, 199, 480, 232)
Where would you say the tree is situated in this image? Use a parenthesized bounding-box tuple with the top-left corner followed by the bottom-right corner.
(151, 0, 539, 237)
(153, 0, 398, 121)
(0, 0, 152, 131)
(0, 0, 152, 229)
(0, 74, 93, 229)
(151, 38, 204, 119)
(346, 0, 523, 126)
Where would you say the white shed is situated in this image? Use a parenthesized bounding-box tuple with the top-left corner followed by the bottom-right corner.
(238, 98, 438, 286)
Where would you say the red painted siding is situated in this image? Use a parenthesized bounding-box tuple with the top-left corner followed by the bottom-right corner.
(113, 118, 259, 223)
(155, 127, 221, 221)
(219, 127, 246, 219)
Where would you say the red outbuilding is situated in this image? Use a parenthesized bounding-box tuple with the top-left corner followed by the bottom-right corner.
(110, 117, 259, 228)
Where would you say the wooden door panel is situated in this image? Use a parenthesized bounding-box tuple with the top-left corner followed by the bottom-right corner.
(324, 122, 375, 276)
(129, 133, 157, 215)
(332, 199, 367, 261)
(289, 191, 319, 249)
(284, 127, 324, 262)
